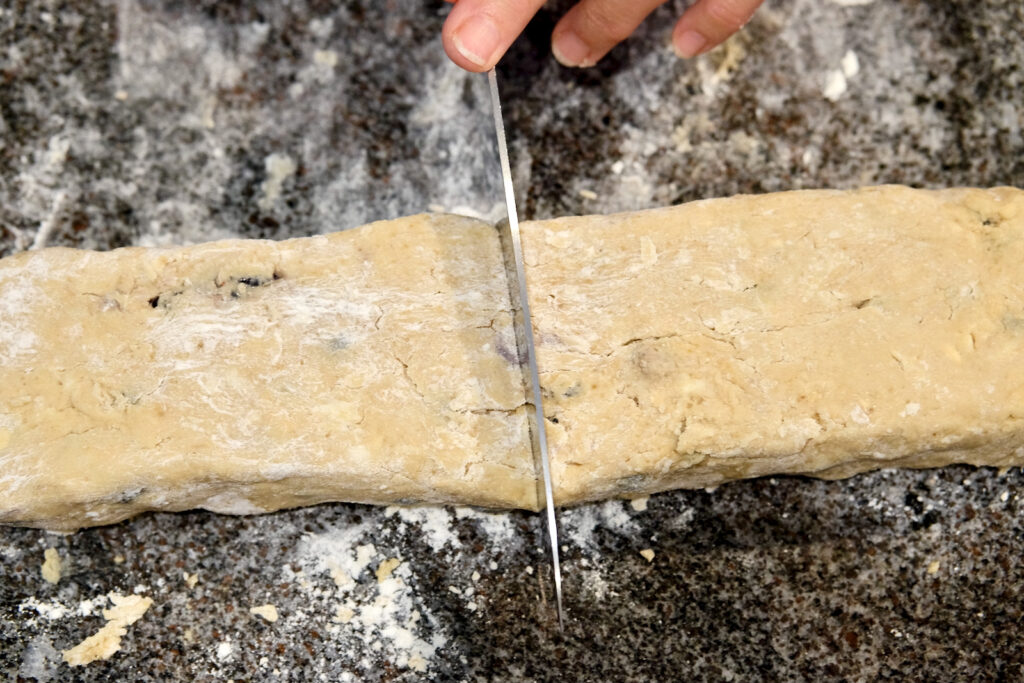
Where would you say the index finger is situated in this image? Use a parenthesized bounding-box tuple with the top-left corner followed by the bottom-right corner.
(442, 0, 548, 72)
(672, 0, 764, 58)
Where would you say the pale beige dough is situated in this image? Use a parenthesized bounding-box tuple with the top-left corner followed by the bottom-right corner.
(40, 547, 62, 584)
(62, 593, 153, 666)
(522, 186, 1024, 503)
(1, 186, 1022, 528)
(0, 214, 534, 530)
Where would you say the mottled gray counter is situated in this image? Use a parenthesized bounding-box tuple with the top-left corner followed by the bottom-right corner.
(2, 0, 1023, 680)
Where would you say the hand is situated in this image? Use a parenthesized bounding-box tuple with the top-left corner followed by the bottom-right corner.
(442, 0, 765, 72)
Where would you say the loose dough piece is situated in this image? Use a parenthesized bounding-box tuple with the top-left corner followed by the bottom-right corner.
(250, 604, 279, 622)
(1, 186, 1022, 528)
(40, 547, 62, 584)
(521, 186, 1024, 503)
(0, 214, 533, 530)
(61, 593, 153, 666)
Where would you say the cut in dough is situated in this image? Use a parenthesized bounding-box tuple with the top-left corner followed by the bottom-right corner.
(1, 186, 1022, 529)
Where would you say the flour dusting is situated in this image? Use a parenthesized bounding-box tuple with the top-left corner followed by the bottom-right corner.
(385, 506, 461, 553)
(295, 523, 446, 675)
(0, 258, 50, 364)
(18, 598, 69, 621)
(454, 506, 518, 546)
(561, 500, 639, 556)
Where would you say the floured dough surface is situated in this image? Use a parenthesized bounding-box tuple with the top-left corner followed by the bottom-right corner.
(1, 186, 1023, 528)
(522, 186, 1024, 503)
(0, 214, 534, 530)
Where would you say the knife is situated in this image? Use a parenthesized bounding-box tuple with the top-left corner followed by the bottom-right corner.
(487, 67, 565, 631)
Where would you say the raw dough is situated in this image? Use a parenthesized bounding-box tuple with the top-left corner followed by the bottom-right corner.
(40, 547, 62, 584)
(250, 604, 279, 622)
(524, 186, 1024, 503)
(0, 214, 533, 530)
(61, 593, 153, 666)
(1, 186, 1022, 528)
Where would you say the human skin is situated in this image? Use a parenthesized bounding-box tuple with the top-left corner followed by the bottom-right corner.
(442, 0, 765, 71)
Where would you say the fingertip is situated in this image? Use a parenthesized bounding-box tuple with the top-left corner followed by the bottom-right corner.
(671, 0, 763, 58)
(551, 0, 667, 69)
(455, 14, 503, 69)
(443, 38, 490, 72)
(672, 26, 709, 59)
(551, 26, 594, 68)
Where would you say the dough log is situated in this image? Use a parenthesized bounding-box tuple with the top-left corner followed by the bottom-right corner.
(1, 186, 1022, 529)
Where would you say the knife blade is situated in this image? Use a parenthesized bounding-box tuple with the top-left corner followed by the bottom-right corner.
(487, 67, 565, 630)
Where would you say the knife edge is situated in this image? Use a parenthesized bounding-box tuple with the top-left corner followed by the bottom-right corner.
(487, 67, 565, 631)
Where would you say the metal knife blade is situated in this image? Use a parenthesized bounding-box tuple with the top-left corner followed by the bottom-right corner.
(487, 67, 565, 630)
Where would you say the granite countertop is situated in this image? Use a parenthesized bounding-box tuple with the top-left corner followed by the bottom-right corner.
(2, 0, 1023, 680)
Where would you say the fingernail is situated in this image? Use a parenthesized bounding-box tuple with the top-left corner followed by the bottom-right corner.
(452, 14, 501, 68)
(674, 30, 707, 58)
(552, 30, 592, 68)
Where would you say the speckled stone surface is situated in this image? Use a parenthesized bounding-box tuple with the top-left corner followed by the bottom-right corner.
(2, 0, 1023, 680)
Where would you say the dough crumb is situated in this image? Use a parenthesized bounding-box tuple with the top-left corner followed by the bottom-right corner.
(375, 558, 401, 583)
(926, 560, 940, 575)
(639, 549, 656, 563)
(841, 50, 860, 79)
(61, 593, 153, 666)
(712, 34, 746, 83)
(250, 604, 279, 623)
(630, 496, 650, 512)
(113, 555, 125, 565)
(471, 571, 480, 582)
(182, 572, 198, 589)
(334, 605, 355, 624)
(578, 189, 598, 200)
(843, 49, 860, 79)
(257, 153, 296, 211)
(823, 69, 847, 101)
(41, 548, 62, 584)
(313, 49, 338, 68)
(408, 654, 428, 672)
